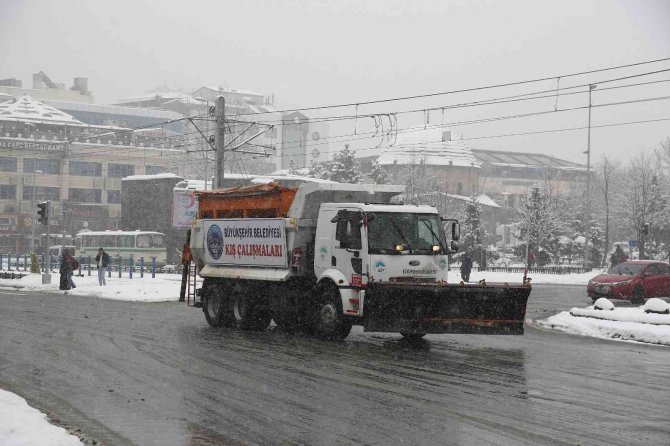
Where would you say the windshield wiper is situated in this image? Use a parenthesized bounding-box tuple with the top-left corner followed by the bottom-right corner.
(388, 218, 413, 253)
(420, 220, 446, 254)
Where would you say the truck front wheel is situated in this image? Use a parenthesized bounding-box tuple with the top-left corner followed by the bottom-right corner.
(312, 283, 353, 340)
(203, 280, 234, 328)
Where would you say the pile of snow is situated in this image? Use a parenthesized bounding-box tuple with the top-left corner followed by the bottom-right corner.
(0, 389, 83, 445)
(644, 298, 670, 314)
(539, 303, 670, 346)
(0, 271, 194, 302)
(593, 297, 615, 311)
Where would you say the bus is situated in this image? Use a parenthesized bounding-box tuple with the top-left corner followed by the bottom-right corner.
(75, 230, 167, 266)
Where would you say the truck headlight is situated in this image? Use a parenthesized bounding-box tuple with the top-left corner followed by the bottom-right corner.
(432, 245, 441, 253)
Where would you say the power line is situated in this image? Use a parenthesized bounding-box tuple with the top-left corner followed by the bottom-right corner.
(234, 57, 670, 116)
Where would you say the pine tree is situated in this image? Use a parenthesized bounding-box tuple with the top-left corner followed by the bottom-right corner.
(30, 252, 41, 273)
(328, 145, 361, 183)
(517, 187, 562, 265)
(369, 160, 388, 184)
(460, 194, 488, 266)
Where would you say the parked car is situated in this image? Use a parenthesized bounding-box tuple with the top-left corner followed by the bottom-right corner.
(587, 260, 670, 304)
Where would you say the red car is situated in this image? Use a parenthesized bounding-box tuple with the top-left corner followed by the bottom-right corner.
(587, 260, 670, 304)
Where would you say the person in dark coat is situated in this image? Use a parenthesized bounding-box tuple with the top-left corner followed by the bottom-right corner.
(610, 245, 627, 268)
(460, 253, 473, 282)
(95, 248, 111, 286)
(59, 248, 77, 293)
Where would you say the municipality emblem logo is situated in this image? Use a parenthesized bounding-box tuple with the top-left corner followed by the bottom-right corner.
(206, 224, 224, 260)
(319, 246, 328, 259)
(375, 260, 386, 273)
(439, 257, 448, 270)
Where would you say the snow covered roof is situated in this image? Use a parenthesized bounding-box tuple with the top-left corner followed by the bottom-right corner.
(472, 149, 587, 171)
(446, 193, 501, 208)
(197, 86, 264, 98)
(122, 173, 183, 181)
(0, 95, 85, 125)
(377, 127, 481, 168)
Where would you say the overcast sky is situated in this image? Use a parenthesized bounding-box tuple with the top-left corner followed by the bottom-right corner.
(1, 0, 669, 163)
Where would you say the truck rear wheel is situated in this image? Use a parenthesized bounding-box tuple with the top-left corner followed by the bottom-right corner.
(203, 280, 234, 328)
(401, 333, 426, 341)
(312, 283, 352, 340)
(232, 288, 271, 331)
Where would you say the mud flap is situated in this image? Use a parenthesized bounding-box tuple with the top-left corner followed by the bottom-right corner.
(362, 282, 531, 335)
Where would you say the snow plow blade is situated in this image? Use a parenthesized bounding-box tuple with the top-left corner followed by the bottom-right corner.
(363, 282, 531, 335)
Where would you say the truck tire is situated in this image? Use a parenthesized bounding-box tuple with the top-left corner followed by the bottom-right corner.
(232, 287, 271, 331)
(203, 280, 234, 328)
(401, 333, 426, 341)
(271, 294, 301, 333)
(312, 283, 353, 340)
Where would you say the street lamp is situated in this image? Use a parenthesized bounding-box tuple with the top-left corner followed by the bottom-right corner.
(31, 169, 43, 252)
(583, 84, 597, 270)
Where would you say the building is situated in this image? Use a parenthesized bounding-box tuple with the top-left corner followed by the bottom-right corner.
(375, 128, 482, 196)
(472, 148, 589, 210)
(0, 71, 95, 104)
(0, 95, 180, 252)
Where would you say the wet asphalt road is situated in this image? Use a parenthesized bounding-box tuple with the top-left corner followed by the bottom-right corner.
(0, 284, 669, 446)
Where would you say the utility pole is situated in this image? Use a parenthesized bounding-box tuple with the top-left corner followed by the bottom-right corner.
(215, 96, 226, 188)
(583, 84, 596, 270)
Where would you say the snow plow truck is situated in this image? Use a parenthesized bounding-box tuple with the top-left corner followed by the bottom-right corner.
(189, 181, 531, 340)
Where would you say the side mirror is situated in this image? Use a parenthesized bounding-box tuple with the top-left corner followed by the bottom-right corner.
(450, 240, 459, 252)
(452, 222, 460, 241)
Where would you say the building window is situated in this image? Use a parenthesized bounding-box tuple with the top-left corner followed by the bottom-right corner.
(0, 185, 16, 199)
(69, 160, 102, 177)
(68, 188, 101, 203)
(107, 190, 122, 203)
(107, 163, 135, 178)
(24, 158, 60, 174)
(22, 186, 60, 201)
(145, 165, 165, 175)
(0, 157, 18, 172)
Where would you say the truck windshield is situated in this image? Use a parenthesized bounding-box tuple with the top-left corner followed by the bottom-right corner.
(367, 213, 446, 255)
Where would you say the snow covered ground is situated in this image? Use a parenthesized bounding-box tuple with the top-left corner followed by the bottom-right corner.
(0, 389, 83, 446)
(0, 268, 667, 445)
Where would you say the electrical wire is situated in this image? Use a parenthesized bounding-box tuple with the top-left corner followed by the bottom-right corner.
(234, 57, 670, 116)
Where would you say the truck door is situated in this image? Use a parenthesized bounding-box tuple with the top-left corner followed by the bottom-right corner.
(332, 210, 366, 286)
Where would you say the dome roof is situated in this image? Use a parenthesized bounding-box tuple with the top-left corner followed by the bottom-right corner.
(0, 95, 84, 125)
(377, 127, 481, 168)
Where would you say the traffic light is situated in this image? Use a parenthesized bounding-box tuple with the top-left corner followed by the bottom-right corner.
(37, 201, 49, 225)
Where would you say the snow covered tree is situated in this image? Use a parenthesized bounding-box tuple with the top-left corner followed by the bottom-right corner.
(615, 151, 664, 259)
(596, 155, 620, 265)
(369, 159, 388, 184)
(460, 194, 489, 267)
(516, 186, 563, 265)
(309, 145, 361, 183)
(328, 144, 361, 183)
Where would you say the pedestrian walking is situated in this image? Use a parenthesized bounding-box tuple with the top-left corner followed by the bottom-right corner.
(59, 248, 78, 293)
(95, 247, 111, 286)
(460, 252, 473, 282)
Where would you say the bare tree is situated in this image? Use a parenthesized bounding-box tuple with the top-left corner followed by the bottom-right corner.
(595, 155, 620, 265)
(616, 151, 663, 259)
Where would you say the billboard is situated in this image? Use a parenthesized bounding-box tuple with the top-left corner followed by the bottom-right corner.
(203, 219, 287, 267)
(172, 190, 198, 228)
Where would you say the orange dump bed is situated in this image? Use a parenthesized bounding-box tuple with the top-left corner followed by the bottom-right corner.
(195, 182, 298, 219)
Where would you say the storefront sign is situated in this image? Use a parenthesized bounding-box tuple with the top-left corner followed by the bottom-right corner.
(0, 138, 65, 152)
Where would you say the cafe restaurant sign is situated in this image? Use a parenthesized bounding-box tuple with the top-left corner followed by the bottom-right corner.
(0, 138, 65, 152)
